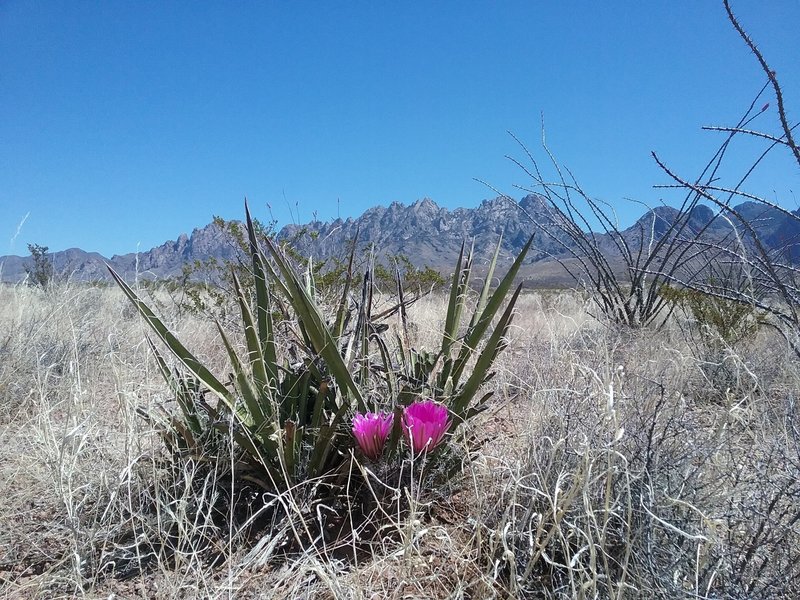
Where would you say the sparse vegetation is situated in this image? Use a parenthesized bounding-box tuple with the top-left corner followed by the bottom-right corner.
(2, 273, 798, 598)
(3, 4, 798, 599)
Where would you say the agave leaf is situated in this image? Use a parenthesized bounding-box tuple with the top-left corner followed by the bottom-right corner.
(283, 369, 311, 424)
(373, 333, 396, 403)
(298, 380, 317, 427)
(356, 261, 373, 386)
(263, 237, 366, 412)
(334, 229, 359, 340)
(146, 336, 203, 436)
(167, 418, 197, 453)
(231, 271, 273, 400)
(442, 371, 454, 398)
(244, 206, 280, 389)
(244, 202, 278, 377)
(215, 320, 264, 426)
(395, 331, 409, 372)
(437, 243, 474, 391)
(303, 357, 325, 383)
(308, 424, 336, 477)
(311, 380, 331, 430)
(108, 265, 237, 412)
(450, 283, 522, 420)
(396, 265, 411, 337)
(228, 427, 283, 487)
(438, 357, 454, 396)
(136, 404, 198, 454)
(441, 242, 467, 359)
(261, 283, 279, 384)
(343, 257, 372, 373)
(304, 255, 316, 299)
(386, 405, 404, 458)
(451, 234, 533, 386)
(283, 420, 299, 479)
(341, 319, 357, 372)
(278, 368, 297, 419)
(308, 400, 351, 477)
(262, 250, 292, 300)
(465, 391, 495, 420)
(469, 231, 504, 330)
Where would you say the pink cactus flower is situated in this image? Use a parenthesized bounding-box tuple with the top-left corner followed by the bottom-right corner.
(352, 411, 394, 461)
(402, 400, 451, 455)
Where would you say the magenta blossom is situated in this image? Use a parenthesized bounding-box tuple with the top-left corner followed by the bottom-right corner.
(402, 400, 451, 455)
(352, 411, 394, 461)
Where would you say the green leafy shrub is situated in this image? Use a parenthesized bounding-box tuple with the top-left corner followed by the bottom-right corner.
(661, 284, 761, 347)
(662, 281, 764, 400)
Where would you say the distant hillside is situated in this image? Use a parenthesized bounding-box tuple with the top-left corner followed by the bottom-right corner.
(0, 195, 559, 284)
(2, 195, 798, 286)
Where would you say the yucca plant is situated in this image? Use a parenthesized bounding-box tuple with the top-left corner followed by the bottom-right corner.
(386, 233, 534, 425)
(109, 202, 531, 501)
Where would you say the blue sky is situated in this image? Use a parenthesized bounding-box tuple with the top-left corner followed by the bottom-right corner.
(1, 1, 798, 257)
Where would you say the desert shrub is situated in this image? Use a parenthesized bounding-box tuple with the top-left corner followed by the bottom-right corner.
(662, 285, 759, 347)
(478, 327, 799, 599)
(491, 131, 732, 330)
(25, 243, 55, 291)
(661, 278, 765, 400)
(104, 202, 532, 574)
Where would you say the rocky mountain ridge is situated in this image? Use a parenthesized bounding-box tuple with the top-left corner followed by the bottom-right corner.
(1, 195, 798, 285)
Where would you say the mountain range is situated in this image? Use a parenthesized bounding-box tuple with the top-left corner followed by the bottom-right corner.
(1, 195, 798, 287)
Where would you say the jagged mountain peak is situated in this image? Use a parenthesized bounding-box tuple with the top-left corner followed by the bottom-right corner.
(2, 195, 797, 284)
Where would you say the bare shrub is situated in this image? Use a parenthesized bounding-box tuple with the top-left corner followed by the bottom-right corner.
(473, 315, 800, 599)
(653, 0, 800, 357)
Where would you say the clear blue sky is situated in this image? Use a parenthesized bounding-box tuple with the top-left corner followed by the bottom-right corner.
(2, 1, 798, 257)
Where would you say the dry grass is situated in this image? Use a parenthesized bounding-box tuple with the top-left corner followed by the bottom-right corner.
(1, 282, 798, 599)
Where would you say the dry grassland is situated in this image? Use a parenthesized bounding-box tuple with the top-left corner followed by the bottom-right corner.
(1, 283, 798, 598)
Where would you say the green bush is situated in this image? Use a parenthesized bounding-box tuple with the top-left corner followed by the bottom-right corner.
(661, 284, 760, 347)
(662, 282, 764, 400)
